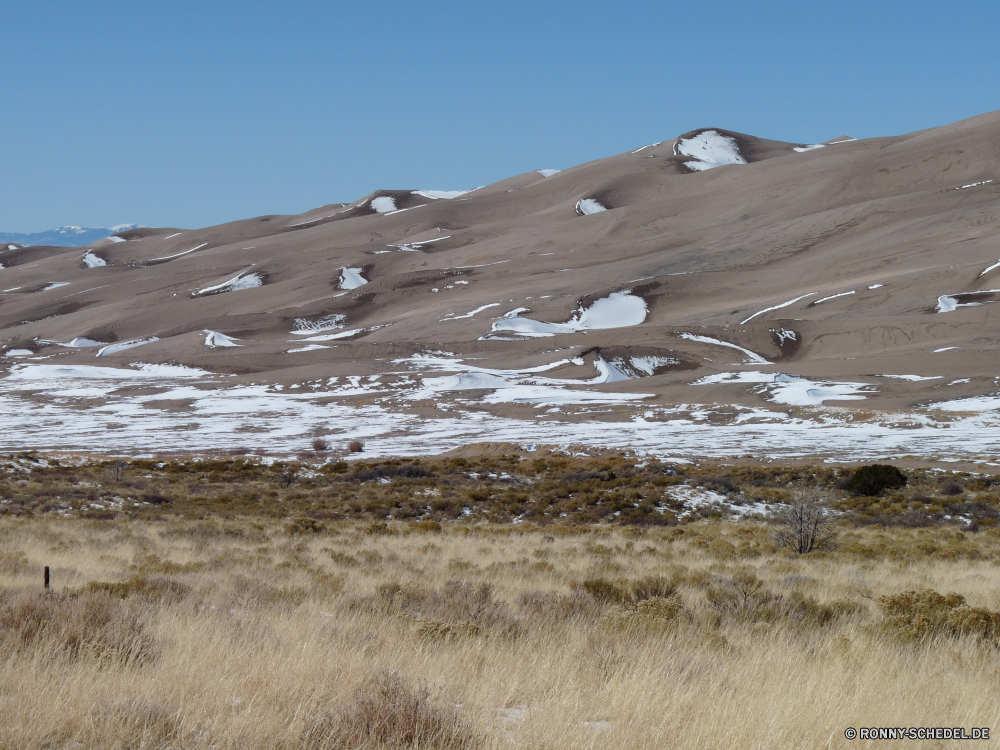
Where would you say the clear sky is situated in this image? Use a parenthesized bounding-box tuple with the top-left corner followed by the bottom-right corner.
(2, 0, 998, 232)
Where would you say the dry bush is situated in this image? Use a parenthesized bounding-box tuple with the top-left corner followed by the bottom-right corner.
(0, 589, 155, 664)
(347, 439, 365, 453)
(301, 671, 480, 750)
(876, 589, 1000, 643)
(773, 489, 837, 553)
(313, 437, 331, 453)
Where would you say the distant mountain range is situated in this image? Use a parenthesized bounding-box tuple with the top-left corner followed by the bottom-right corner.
(0, 224, 138, 248)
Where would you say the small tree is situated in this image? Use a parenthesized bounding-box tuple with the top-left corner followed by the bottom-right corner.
(773, 488, 837, 554)
(843, 464, 907, 497)
(104, 455, 129, 483)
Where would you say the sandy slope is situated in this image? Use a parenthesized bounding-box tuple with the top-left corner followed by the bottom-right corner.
(1, 113, 998, 458)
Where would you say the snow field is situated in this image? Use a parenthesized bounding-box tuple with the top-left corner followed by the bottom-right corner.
(82, 251, 107, 268)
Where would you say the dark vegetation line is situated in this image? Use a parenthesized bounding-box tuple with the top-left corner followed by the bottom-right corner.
(1, 452, 997, 530)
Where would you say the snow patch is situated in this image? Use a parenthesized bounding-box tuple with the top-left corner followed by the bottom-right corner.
(412, 190, 471, 200)
(793, 144, 825, 152)
(387, 236, 451, 252)
(192, 271, 262, 296)
(979, 260, 1000, 278)
(65, 338, 106, 348)
(42, 282, 70, 291)
(96, 337, 160, 357)
(813, 291, 855, 304)
(82, 251, 106, 268)
(880, 374, 941, 382)
(338, 267, 367, 289)
(679, 334, 769, 364)
(370, 196, 397, 213)
(3, 349, 33, 357)
(937, 290, 1000, 313)
(292, 314, 346, 335)
(537, 169, 561, 178)
(442, 303, 501, 321)
(576, 199, 607, 215)
(107, 236, 126, 243)
(956, 180, 993, 190)
(204, 331, 241, 348)
(740, 293, 815, 324)
(676, 130, 747, 171)
(490, 291, 647, 337)
(694, 371, 872, 405)
(151, 243, 207, 262)
(930, 396, 1000, 412)
(288, 344, 329, 353)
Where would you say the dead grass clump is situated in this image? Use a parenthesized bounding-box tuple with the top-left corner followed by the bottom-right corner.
(876, 589, 1000, 643)
(518, 590, 601, 621)
(82, 574, 192, 604)
(602, 596, 686, 633)
(84, 697, 182, 747)
(582, 576, 677, 606)
(301, 671, 479, 750)
(0, 549, 31, 575)
(0, 589, 155, 664)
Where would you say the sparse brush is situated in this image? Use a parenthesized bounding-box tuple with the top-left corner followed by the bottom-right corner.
(347, 439, 365, 453)
(876, 589, 1000, 643)
(301, 671, 480, 750)
(312, 437, 331, 453)
(0, 588, 155, 664)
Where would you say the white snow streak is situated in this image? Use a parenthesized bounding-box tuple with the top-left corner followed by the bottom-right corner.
(679, 334, 769, 364)
(740, 293, 815, 324)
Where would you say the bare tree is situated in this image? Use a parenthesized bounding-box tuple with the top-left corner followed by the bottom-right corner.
(773, 488, 837, 554)
(104, 454, 130, 483)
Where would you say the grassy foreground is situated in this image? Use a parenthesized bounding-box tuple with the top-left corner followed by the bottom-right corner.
(1, 453, 1000, 748)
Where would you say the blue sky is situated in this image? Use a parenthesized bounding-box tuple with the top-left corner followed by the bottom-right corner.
(2, 0, 997, 232)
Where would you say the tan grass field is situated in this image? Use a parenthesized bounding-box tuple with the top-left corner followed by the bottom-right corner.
(2, 512, 1000, 749)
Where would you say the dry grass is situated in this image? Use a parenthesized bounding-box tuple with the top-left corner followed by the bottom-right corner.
(2, 514, 1000, 748)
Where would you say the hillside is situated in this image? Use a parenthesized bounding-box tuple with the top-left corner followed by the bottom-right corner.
(1, 114, 998, 460)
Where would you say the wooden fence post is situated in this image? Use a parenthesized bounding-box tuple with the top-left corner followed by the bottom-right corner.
(44, 566, 50, 590)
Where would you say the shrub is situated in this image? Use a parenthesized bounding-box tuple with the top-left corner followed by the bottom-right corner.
(347, 439, 365, 453)
(312, 437, 331, 453)
(940, 481, 964, 496)
(876, 589, 1000, 643)
(844, 464, 907, 497)
(301, 671, 480, 750)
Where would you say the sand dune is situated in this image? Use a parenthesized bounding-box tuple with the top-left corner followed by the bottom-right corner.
(1, 111, 999, 457)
